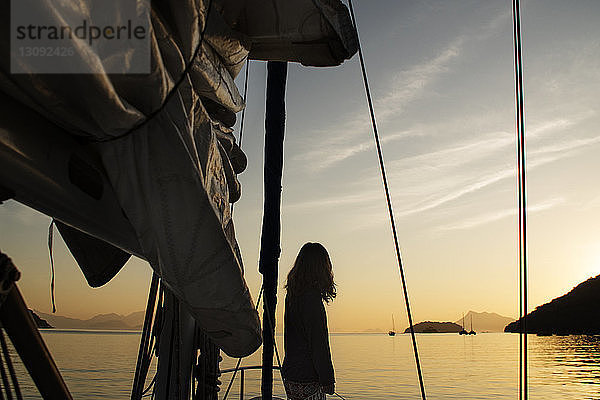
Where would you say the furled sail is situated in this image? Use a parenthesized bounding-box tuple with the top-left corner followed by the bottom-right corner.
(0, 0, 357, 357)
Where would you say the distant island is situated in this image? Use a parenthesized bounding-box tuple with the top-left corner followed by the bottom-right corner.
(402, 310, 514, 334)
(404, 321, 463, 333)
(505, 274, 600, 335)
(34, 310, 145, 331)
(455, 311, 514, 333)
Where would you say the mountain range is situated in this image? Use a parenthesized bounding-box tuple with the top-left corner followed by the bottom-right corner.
(34, 309, 514, 333)
(34, 310, 145, 330)
(454, 311, 515, 332)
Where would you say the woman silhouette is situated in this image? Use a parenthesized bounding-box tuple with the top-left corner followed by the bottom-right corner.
(282, 242, 336, 400)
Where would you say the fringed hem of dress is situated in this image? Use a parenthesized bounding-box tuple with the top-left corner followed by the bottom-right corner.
(283, 380, 326, 400)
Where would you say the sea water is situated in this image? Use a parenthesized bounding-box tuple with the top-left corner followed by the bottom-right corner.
(6, 331, 600, 399)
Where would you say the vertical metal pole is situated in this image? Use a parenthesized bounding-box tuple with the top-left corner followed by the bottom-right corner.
(259, 61, 288, 400)
(132, 273, 159, 400)
(511, 1, 528, 399)
(239, 369, 244, 400)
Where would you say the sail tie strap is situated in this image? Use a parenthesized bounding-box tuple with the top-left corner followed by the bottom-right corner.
(346, 1, 427, 399)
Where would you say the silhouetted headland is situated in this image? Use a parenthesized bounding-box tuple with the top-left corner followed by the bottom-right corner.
(29, 310, 53, 328)
(504, 274, 600, 335)
(404, 321, 463, 333)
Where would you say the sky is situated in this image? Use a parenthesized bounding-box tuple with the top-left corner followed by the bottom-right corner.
(1, 0, 600, 333)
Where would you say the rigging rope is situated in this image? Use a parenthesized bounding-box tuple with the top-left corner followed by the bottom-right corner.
(231, 59, 250, 217)
(239, 59, 250, 148)
(345, 1, 427, 399)
(511, 0, 528, 399)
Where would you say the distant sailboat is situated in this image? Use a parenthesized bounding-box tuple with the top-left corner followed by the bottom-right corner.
(459, 312, 468, 335)
(468, 313, 476, 335)
(388, 314, 396, 336)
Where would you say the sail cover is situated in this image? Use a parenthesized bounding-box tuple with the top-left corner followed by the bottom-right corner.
(0, 0, 357, 357)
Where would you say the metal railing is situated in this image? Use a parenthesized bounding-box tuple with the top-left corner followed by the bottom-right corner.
(219, 365, 282, 400)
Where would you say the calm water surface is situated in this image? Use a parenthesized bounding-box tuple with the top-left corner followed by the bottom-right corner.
(7, 331, 600, 399)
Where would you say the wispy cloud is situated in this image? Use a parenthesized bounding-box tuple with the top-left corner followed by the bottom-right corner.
(295, 63, 592, 173)
(295, 37, 465, 171)
(376, 38, 465, 121)
(529, 134, 600, 157)
(437, 197, 566, 231)
(294, 9, 517, 173)
(284, 191, 380, 211)
(285, 2, 600, 233)
(0, 200, 47, 227)
(372, 111, 593, 180)
(390, 131, 600, 218)
(294, 128, 415, 173)
(285, 121, 599, 222)
(395, 167, 514, 218)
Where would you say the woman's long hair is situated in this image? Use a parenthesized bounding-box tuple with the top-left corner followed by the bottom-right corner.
(285, 242, 336, 303)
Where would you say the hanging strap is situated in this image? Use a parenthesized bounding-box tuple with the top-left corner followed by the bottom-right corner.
(47, 220, 56, 313)
(346, 1, 426, 398)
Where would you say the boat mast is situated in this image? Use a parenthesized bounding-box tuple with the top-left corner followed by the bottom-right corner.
(259, 61, 288, 400)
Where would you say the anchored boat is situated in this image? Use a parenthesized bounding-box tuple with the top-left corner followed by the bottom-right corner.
(388, 314, 396, 336)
